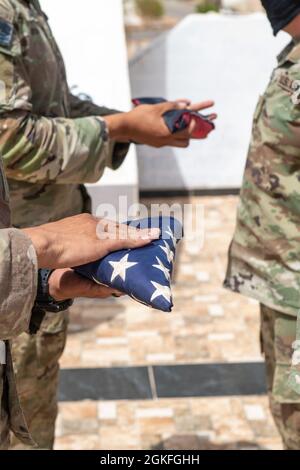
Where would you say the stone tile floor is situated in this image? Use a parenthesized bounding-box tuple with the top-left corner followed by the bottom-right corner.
(55, 196, 283, 450)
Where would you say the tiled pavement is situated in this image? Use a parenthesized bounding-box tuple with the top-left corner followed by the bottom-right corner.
(55, 196, 283, 450)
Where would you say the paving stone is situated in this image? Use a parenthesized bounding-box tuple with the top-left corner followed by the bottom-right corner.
(98, 402, 118, 421)
(136, 407, 174, 419)
(196, 271, 211, 283)
(208, 333, 235, 342)
(146, 353, 176, 364)
(208, 304, 225, 318)
(55, 434, 101, 450)
(244, 404, 266, 421)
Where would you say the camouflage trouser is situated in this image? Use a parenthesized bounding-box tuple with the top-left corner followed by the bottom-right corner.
(260, 304, 300, 450)
(9, 312, 69, 450)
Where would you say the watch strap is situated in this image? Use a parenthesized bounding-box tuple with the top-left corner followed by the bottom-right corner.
(35, 269, 74, 314)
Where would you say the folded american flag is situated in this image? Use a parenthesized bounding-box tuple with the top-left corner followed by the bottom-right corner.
(75, 217, 183, 312)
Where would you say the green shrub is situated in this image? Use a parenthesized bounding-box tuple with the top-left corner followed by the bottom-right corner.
(135, 0, 165, 19)
(195, 1, 220, 13)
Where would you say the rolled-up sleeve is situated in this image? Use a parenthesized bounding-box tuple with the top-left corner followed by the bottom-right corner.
(2, 111, 113, 185)
(0, 228, 37, 339)
(69, 94, 130, 172)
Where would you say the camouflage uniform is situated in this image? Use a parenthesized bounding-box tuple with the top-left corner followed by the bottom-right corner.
(260, 305, 300, 450)
(0, 155, 38, 450)
(0, 0, 129, 449)
(225, 40, 300, 449)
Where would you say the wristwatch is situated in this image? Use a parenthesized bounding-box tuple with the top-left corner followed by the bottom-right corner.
(30, 269, 73, 335)
(35, 269, 74, 313)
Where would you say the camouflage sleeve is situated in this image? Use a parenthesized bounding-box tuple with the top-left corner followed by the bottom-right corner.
(68, 94, 130, 171)
(0, 2, 125, 184)
(0, 228, 37, 339)
(1, 111, 115, 183)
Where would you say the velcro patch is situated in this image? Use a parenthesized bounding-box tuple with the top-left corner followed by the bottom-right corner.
(0, 18, 13, 48)
(274, 71, 300, 105)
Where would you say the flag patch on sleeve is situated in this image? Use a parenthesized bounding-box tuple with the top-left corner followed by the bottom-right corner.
(0, 19, 13, 47)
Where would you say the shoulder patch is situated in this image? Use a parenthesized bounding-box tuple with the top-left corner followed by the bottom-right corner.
(0, 18, 13, 47)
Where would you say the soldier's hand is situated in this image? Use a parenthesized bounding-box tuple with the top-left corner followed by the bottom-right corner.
(104, 100, 216, 148)
(48, 268, 124, 301)
(23, 214, 160, 269)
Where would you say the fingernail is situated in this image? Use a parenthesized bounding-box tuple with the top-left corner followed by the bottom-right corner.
(148, 228, 161, 239)
(138, 228, 160, 240)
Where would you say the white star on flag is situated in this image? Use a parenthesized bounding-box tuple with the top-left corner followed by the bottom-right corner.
(152, 257, 170, 281)
(160, 241, 174, 264)
(109, 254, 138, 282)
(165, 226, 177, 247)
(150, 281, 172, 303)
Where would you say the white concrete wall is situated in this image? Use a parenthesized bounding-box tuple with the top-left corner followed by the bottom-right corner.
(130, 13, 289, 191)
(41, 0, 138, 214)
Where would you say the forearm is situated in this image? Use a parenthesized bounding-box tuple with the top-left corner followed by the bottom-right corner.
(69, 94, 131, 165)
(69, 93, 153, 143)
(102, 113, 131, 141)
